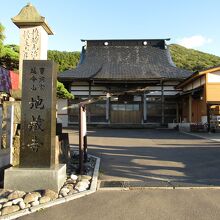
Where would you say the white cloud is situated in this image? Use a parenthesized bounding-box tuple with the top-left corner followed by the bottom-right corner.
(177, 35, 212, 49)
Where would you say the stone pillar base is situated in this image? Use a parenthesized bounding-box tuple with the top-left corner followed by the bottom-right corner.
(4, 164, 66, 193)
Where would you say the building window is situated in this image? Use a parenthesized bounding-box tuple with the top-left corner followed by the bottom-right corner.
(147, 103, 162, 123)
(111, 104, 140, 111)
(68, 103, 79, 123)
(68, 99, 106, 123)
(164, 103, 177, 123)
(89, 102, 106, 122)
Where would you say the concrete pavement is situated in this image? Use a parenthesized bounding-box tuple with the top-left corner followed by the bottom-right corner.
(183, 131, 220, 143)
(21, 189, 220, 220)
(69, 129, 220, 185)
(19, 129, 220, 220)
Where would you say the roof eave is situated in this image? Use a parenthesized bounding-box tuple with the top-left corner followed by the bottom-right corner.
(81, 38, 171, 42)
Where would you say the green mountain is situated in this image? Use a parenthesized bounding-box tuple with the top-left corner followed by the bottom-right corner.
(48, 50, 80, 72)
(169, 44, 220, 72)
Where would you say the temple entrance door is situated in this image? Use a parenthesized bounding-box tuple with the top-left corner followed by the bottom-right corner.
(192, 98, 201, 123)
(110, 103, 142, 124)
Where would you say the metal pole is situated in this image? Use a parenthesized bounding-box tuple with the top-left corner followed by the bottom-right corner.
(79, 105, 84, 174)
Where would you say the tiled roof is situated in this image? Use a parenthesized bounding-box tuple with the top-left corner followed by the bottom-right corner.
(58, 39, 192, 81)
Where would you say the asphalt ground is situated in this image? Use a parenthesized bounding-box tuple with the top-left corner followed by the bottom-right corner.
(21, 189, 220, 220)
(69, 128, 220, 186)
(20, 129, 220, 220)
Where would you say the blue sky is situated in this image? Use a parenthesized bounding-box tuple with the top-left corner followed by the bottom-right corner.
(1, 0, 220, 56)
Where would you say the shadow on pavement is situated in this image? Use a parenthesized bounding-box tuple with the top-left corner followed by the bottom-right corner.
(68, 128, 220, 186)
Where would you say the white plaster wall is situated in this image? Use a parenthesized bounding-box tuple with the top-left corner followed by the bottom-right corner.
(207, 71, 220, 83)
(147, 91, 178, 96)
(57, 99, 68, 114)
(71, 86, 89, 91)
(201, 76, 206, 84)
(183, 77, 205, 92)
(193, 78, 203, 89)
(72, 91, 89, 96)
(183, 84, 192, 92)
(91, 91, 105, 96)
(163, 81, 180, 86)
(145, 86, 176, 91)
(58, 115, 68, 127)
(91, 86, 107, 91)
(57, 99, 68, 127)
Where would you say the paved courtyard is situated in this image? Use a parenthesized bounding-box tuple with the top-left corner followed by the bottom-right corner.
(69, 128, 220, 186)
(21, 189, 220, 220)
(20, 129, 220, 220)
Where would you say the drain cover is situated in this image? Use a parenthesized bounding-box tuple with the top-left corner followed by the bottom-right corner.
(100, 181, 124, 188)
(123, 180, 171, 188)
(100, 180, 172, 188)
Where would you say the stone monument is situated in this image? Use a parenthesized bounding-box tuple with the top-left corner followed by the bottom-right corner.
(20, 61, 57, 167)
(11, 3, 53, 89)
(4, 4, 66, 193)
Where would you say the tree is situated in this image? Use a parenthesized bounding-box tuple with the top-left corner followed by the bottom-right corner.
(0, 23, 5, 43)
(0, 23, 5, 57)
(0, 24, 19, 69)
(48, 50, 80, 72)
(57, 81, 74, 99)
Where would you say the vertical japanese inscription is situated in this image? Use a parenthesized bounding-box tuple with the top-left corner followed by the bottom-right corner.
(20, 60, 57, 168)
(22, 28, 40, 60)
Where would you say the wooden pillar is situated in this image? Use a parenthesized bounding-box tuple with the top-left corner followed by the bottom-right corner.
(106, 96, 110, 122)
(88, 82, 91, 123)
(79, 105, 87, 174)
(207, 103, 210, 132)
(83, 135, 88, 162)
(161, 82, 165, 124)
(189, 95, 192, 123)
(176, 102, 179, 123)
(143, 93, 147, 122)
